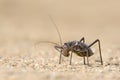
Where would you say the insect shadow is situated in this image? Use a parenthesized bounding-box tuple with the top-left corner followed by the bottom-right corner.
(35, 15, 103, 66)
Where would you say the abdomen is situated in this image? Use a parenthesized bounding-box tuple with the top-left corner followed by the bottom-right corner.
(74, 48, 94, 57)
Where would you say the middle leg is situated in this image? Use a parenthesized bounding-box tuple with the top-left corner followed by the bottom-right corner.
(69, 51, 73, 65)
(83, 56, 86, 65)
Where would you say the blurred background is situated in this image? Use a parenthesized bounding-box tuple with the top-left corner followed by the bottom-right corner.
(0, 0, 120, 45)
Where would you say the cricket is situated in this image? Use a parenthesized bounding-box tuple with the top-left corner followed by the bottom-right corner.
(36, 15, 103, 65)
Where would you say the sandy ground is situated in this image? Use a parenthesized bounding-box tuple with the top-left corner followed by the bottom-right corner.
(0, 0, 120, 80)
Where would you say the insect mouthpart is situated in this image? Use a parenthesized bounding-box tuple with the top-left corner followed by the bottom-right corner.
(63, 53, 70, 57)
(62, 48, 70, 57)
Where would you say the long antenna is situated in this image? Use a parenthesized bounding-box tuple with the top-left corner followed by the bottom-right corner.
(35, 41, 59, 49)
(48, 15, 63, 46)
(35, 41, 59, 46)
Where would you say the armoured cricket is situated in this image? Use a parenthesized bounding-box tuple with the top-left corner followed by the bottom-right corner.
(36, 15, 103, 65)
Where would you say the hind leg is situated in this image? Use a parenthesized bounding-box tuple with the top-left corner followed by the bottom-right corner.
(80, 37, 85, 43)
(88, 39, 103, 65)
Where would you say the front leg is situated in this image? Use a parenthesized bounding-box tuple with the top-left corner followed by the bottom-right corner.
(54, 45, 62, 52)
(54, 45, 63, 64)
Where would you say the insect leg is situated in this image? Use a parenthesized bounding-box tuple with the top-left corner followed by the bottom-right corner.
(86, 50, 89, 65)
(54, 46, 62, 52)
(88, 39, 103, 65)
(80, 37, 85, 43)
(70, 51, 73, 65)
(54, 46, 63, 64)
(59, 52, 62, 64)
(83, 57, 86, 65)
(80, 37, 86, 64)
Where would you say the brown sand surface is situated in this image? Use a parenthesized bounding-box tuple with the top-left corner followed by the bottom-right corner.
(0, 0, 120, 80)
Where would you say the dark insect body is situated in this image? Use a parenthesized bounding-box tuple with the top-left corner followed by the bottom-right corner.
(55, 38, 103, 65)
